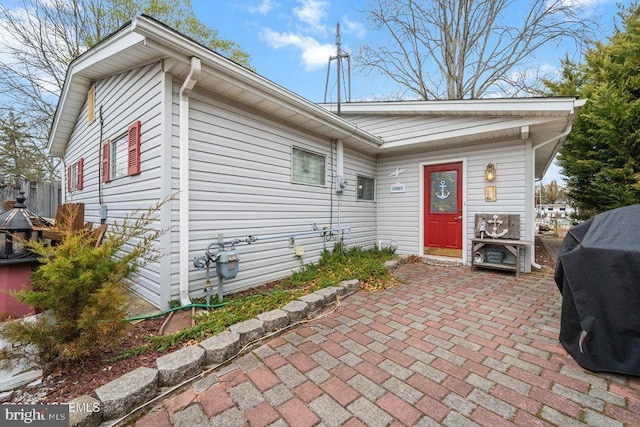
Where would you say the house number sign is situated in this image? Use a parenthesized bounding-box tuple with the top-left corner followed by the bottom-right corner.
(390, 183, 406, 193)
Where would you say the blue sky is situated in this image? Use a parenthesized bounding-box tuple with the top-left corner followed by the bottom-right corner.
(189, 0, 627, 183)
(190, 0, 626, 104)
(190, 0, 368, 102)
(0, 0, 631, 183)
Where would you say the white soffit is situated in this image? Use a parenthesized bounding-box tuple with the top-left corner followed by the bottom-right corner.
(48, 16, 383, 157)
(49, 15, 584, 161)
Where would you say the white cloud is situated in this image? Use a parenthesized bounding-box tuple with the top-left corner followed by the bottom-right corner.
(246, 0, 279, 14)
(558, 0, 611, 7)
(293, 0, 328, 34)
(508, 63, 559, 83)
(261, 28, 334, 71)
(342, 15, 366, 38)
(258, 0, 336, 71)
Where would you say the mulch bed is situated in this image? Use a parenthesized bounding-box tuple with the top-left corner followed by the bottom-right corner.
(533, 236, 558, 275)
(4, 237, 560, 404)
(4, 314, 169, 404)
(4, 277, 290, 404)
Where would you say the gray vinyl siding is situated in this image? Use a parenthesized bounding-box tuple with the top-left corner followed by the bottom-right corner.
(377, 138, 530, 271)
(63, 62, 165, 306)
(167, 82, 377, 303)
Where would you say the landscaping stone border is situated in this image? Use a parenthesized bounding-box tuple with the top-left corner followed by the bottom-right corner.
(69, 278, 367, 426)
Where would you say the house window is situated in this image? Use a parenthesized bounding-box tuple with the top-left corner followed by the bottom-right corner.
(67, 158, 84, 192)
(357, 176, 375, 200)
(111, 133, 129, 179)
(102, 121, 141, 182)
(292, 147, 325, 186)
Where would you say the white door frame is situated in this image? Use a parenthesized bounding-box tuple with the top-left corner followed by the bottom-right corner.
(419, 157, 468, 264)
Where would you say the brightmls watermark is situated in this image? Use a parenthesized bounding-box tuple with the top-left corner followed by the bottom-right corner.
(1, 404, 68, 426)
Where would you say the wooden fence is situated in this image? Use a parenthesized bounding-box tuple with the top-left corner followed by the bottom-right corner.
(0, 178, 61, 218)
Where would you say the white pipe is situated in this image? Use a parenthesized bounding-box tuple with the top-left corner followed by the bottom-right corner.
(179, 57, 201, 306)
(530, 127, 573, 270)
(336, 140, 344, 227)
(336, 140, 344, 178)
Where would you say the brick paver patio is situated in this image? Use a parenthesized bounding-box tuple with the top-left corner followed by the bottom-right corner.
(131, 262, 640, 426)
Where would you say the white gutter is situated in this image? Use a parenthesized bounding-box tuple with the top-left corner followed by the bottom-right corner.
(179, 57, 201, 306)
(323, 97, 583, 116)
(530, 127, 573, 269)
(132, 18, 383, 150)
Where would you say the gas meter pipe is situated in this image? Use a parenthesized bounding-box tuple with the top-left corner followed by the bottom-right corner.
(194, 225, 351, 303)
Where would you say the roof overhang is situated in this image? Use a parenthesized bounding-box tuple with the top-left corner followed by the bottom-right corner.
(322, 98, 585, 179)
(48, 16, 383, 157)
(50, 15, 584, 180)
(321, 98, 584, 117)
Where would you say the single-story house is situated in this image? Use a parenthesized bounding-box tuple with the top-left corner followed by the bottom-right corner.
(48, 16, 583, 309)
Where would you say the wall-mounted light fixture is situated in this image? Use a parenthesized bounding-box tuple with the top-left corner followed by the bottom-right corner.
(485, 163, 496, 181)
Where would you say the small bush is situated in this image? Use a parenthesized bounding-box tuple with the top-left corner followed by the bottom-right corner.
(0, 201, 165, 367)
(111, 243, 397, 360)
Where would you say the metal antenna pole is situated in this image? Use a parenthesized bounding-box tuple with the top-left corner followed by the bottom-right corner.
(323, 22, 350, 111)
(347, 55, 351, 102)
(324, 60, 331, 103)
(336, 22, 342, 116)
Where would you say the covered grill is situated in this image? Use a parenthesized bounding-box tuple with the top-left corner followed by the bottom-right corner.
(554, 204, 640, 375)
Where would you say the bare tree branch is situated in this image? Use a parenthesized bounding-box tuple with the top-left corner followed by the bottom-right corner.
(356, 0, 595, 99)
(0, 0, 251, 181)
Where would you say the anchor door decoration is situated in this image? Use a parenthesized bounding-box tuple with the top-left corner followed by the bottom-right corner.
(474, 214, 520, 240)
(431, 174, 455, 212)
(424, 162, 463, 257)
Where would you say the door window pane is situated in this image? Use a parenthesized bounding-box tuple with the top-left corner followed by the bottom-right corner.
(430, 170, 457, 213)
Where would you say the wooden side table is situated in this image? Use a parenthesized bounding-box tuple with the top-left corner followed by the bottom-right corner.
(471, 238, 532, 277)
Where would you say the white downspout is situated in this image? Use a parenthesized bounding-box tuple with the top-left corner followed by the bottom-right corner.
(530, 128, 572, 269)
(336, 140, 344, 178)
(336, 140, 344, 227)
(179, 57, 201, 306)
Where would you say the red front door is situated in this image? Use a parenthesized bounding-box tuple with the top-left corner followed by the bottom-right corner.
(424, 162, 463, 257)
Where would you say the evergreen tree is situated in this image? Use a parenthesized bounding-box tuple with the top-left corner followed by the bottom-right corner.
(0, 111, 46, 181)
(546, 3, 640, 217)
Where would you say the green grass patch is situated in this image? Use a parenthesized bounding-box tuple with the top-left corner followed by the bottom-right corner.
(108, 244, 396, 362)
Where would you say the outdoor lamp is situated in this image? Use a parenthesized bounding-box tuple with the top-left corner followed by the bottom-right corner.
(485, 163, 496, 181)
(0, 191, 51, 259)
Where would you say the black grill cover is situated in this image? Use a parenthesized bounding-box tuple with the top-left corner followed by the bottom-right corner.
(554, 204, 640, 375)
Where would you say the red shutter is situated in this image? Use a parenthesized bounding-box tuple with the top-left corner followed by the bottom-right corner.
(67, 165, 72, 192)
(77, 158, 84, 190)
(102, 140, 111, 182)
(127, 120, 141, 176)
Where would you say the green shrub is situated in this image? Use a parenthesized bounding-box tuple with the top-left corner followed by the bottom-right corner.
(1, 201, 165, 366)
(111, 243, 397, 360)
